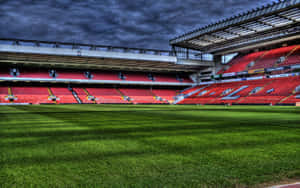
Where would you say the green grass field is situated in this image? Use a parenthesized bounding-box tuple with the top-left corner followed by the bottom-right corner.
(1, 105, 300, 187)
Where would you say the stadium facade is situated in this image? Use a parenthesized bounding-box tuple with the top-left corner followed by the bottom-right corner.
(0, 0, 300, 105)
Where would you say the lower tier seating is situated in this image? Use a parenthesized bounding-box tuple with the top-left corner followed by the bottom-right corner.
(0, 86, 180, 105)
(86, 88, 130, 104)
(152, 89, 179, 103)
(11, 87, 52, 104)
(0, 87, 8, 103)
(51, 87, 77, 104)
(179, 76, 300, 105)
(73, 88, 95, 104)
(120, 89, 163, 104)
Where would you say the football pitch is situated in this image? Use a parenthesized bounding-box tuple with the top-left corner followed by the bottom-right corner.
(0, 105, 300, 187)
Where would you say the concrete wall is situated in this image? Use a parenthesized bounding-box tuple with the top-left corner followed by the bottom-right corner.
(213, 55, 224, 74)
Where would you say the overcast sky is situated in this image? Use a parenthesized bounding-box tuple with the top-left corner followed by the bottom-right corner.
(0, 0, 275, 50)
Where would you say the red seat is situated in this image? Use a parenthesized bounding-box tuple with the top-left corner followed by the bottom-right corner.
(92, 72, 120, 81)
(0, 87, 9, 103)
(56, 71, 86, 79)
(11, 87, 52, 104)
(223, 52, 264, 73)
(51, 88, 77, 104)
(120, 88, 163, 104)
(152, 89, 178, 103)
(180, 76, 300, 105)
(250, 46, 297, 70)
(73, 88, 95, 104)
(87, 88, 129, 104)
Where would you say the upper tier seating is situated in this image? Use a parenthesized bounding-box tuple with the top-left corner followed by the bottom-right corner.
(87, 88, 129, 104)
(56, 71, 86, 79)
(11, 87, 52, 104)
(223, 52, 265, 73)
(120, 88, 162, 104)
(92, 72, 120, 81)
(277, 46, 300, 67)
(0, 69, 11, 77)
(154, 74, 180, 83)
(249, 45, 297, 70)
(18, 70, 51, 79)
(222, 45, 300, 74)
(124, 73, 151, 82)
(0, 67, 193, 84)
(51, 87, 77, 104)
(181, 75, 193, 83)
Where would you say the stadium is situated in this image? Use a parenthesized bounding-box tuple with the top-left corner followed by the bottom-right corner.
(0, 0, 300, 187)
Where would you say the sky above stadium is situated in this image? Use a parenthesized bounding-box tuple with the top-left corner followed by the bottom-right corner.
(0, 0, 275, 50)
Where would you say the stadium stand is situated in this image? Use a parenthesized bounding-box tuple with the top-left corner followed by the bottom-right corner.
(152, 89, 179, 103)
(0, 66, 193, 84)
(223, 52, 265, 73)
(0, 0, 299, 107)
(120, 88, 163, 104)
(249, 46, 298, 70)
(92, 72, 121, 81)
(19, 71, 51, 79)
(179, 76, 300, 105)
(0, 87, 8, 103)
(124, 72, 151, 82)
(11, 87, 51, 104)
(86, 88, 130, 104)
(50, 87, 77, 104)
(55, 71, 87, 79)
(0, 69, 12, 77)
(154, 74, 180, 83)
(73, 88, 95, 104)
(221, 45, 300, 74)
(181, 76, 193, 83)
(277, 46, 300, 67)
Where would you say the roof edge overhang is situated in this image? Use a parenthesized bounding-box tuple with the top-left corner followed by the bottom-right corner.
(170, 0, 300, 53)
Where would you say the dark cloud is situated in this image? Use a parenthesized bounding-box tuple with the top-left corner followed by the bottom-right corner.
(0, 0, 274, 50)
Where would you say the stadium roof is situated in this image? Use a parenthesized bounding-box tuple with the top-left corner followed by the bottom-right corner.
(170, 0, 300, 54)
(0, 39, 213, 72)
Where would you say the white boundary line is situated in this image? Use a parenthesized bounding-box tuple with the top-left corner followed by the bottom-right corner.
(269, 182, 300, 188)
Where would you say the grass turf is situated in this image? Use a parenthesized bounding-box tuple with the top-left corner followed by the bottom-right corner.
(0, 105, 300, 187)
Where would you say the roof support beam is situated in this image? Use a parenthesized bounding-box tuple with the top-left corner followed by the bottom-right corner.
(197, 38, 214, 43)
(256, 20, 275, 27)
(217, 30, 240, 38)
(238, 25, 258, 32)
(224, 29, 242, 37)
(210, 33, 227, 40)
(276, 13, 297, 23)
